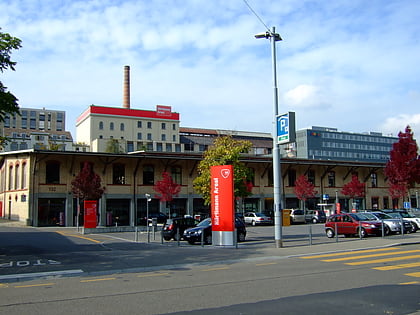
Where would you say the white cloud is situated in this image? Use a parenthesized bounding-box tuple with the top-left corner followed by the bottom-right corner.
(380, 114, 420, 138)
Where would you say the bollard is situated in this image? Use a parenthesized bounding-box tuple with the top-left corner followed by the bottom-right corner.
(201, 229, 204, 247)
(161, 228, 164, 244)
(335, 223, 338, 243)
(359, 221, 363, 239)
(177, 228, 181, 247)
(135, 226, 138, 242)
(401, 218, 404, 238)
(381, 219, 385, 238)
(309, 224, 313, 246)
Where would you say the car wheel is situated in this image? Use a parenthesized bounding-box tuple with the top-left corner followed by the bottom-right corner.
(251, 220, 256, 226)
(163, 236, 171, 241)
(204, 234, 212, 245)
(384, 225, 391, 236)
(358, 227, 367, 238)
(187, 240, 195, 245)
(409, 222, 417, 233)
(237, 232, 246, 242)
(312, 218, 317, 224)
(326, 228, 335, 238)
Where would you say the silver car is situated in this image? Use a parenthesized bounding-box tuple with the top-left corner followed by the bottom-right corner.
(364, 212, 411, 235)
(387, 212, 420, 233)
(243, 212, 273, 226)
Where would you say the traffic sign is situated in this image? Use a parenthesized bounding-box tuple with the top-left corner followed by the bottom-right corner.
(277, 112, 296, 144)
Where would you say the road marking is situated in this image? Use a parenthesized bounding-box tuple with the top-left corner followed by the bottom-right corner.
(256, 262, 277, 266)
(345, 254, 420, 265)
(202, 267, 230, 272)
(14, 283, 55, 288)
(80, 277, 116, 283)
(55, 231, 102, 244)
(0, 269, 84, 281)
(405, 272, 420, 278)
(137, 273, 170, 278)
(322, 250, 420, 262)
(373, 262, 420, 271)
(399, 281, 419, 285)
(0, 283, 9, 288)
(299, 247, 400, 259)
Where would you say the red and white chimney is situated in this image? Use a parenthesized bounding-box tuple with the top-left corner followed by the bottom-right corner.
(123, 65, 130, 109)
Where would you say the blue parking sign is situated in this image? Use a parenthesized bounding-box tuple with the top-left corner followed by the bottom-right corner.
(277, 112, 296, 144)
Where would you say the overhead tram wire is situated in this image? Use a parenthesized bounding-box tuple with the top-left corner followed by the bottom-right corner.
(242, 0, 271, 32)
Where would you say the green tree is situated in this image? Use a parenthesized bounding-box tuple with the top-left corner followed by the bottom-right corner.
(0, 29, 22, 148)
(193, 136, 253, 206)
(105, 139, 124, 153)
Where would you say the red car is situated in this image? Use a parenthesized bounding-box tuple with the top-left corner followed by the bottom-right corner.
(325, 213, 383, 238)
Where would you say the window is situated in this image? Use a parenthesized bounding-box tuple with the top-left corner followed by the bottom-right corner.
(147, 122, 152, 129)
(110, 122, 114, 130)
(161, 123, 166, 130)
(147, 133, 152, 140)
(288, 169, 296, 187)
(137, 121, 142, 128)
(99, 121, 104, 130)
(8, 165, 13, 190)
(166, 144, 172, 152)
(46, 161, 60, 184)
(307, 170, 315, 185)
(328, 171, 335, 187)
(30, 119, 36, 129)
(172, 123, 176, 130)
(57, 112, 63, 122)
(143, 165, 154, 185)
(21, 162, 27, 189)
(112, 164, 126, 184)
(127, 141, 134, 152)
(371, 172, 378, 188)
(120, 123, 124, 131)
(184, 143, 194, 151)
(171, 166, 182, 184)
(15, 164, 20, 190)
(161, 134, 166, 141)
(137, 132, 142, 140)
(56, 121, 62, 131)
(21, 118, 27, 129)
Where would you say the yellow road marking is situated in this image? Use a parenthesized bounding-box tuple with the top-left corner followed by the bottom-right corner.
(256, 262, 277, 266)
(137, 273, 170, 278)
(299, 247, 400, 259)
(0, 283, 9, 288)
(405, 272, 420, 278)
(373, 262, 420, 271)
(202, 267, 230, 272)
(345, 254, 420, 265)
(322, 250, 420, 262)
(80, 277, 116, 283)
(55, 231, 102, 244)
(399, 281, 419, 285)
(15, 283, 55, 288)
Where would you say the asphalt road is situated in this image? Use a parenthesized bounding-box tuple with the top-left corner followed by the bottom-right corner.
(0, 223, 419, 314)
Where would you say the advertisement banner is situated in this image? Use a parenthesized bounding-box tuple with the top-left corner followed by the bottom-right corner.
(211, 165, 234, 232)
(84, 200, 97, 228)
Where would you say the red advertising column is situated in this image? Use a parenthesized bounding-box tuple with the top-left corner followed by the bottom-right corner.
(211, 165, 235, 246)
(84, 200, 97, 229)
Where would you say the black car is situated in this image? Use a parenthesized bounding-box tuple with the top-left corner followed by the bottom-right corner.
(162, 217, 199, 241)
(183, 217, 247, 245)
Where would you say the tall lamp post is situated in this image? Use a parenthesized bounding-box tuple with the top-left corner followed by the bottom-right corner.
(255, 27, 283, 248)
(145, 193, 151, 242)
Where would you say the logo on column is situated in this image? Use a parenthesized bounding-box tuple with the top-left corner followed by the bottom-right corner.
(221, 169, 231, 178)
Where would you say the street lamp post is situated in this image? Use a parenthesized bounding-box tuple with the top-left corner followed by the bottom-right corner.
(255, 27, 283, 248)
(145, 193, 151, 242)
(416, 190, 419, 208)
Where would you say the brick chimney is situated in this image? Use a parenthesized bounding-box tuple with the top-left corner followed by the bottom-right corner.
(123, 65, 130, 109)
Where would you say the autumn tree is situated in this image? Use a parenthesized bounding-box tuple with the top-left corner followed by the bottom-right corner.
(384, 126, 420, 203)
(341, 174, 365, 210)
(193, 136, 253, 206)
(71, 162, 105, 201)
(153, 171, 181, 217)
(294, 175, 318, 210)
(0, 29, 22, 148)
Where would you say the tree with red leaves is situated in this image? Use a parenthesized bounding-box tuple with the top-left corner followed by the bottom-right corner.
(153, 172, 181, 216)
(384, 126, 420, 203)
(341, 174, 365, 210)
(71, 162, 105, 200)
(294, 175, 318, 210)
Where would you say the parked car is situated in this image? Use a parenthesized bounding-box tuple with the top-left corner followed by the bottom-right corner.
(305, 210, 327, 224)
(138, 212, 168, 225)
(386, 212, 420, 233)
(325, 213, 383, 238)
(183, 217, 247, 245)
(290, 209, 306, 224)
(162, 217, 200, 241)
(243, 212, 273, 226)
(365, 211, 412, 235)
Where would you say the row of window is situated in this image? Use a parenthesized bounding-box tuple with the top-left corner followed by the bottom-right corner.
(322, 132, 396, 144)
(0, 162, 28, 191)
(4, 112, 63, 131)
(322, 141, 391, 152)
(309, 150, 389, 161)
(99, 121, 177, 131)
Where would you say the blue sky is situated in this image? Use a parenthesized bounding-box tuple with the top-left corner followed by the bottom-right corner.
(1, 0, 420, 139)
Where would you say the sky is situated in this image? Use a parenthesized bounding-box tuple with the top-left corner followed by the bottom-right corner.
(1, 0, 420, 140)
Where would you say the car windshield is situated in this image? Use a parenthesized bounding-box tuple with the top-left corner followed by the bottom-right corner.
(197, 218, 211, 227)
(373, 212, 392, 219)
(387, 213, 401, 218)
(354, 213, 375, 221)
(400, 212, 415, 218)
(254, 213, 265, 216)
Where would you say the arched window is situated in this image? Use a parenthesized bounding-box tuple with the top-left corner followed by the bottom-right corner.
(46, 161, 60, 184)
(110, 122, 114, 130)
(120, 123, 124, 131)
(21, 162, 27, 189)
(8, 165, 13, 190)
(15, 164, 20, 190)
(99, 121, 104, 130)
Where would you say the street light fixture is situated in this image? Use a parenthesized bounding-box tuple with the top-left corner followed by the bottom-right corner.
(255, 26, 283, 248)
